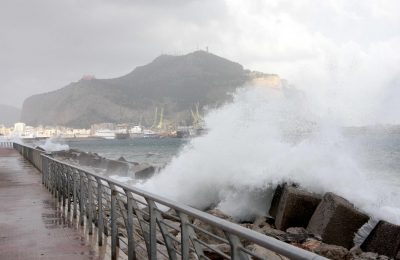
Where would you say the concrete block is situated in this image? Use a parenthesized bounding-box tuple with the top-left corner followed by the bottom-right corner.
(269, 183, 298, 218)
(134, 164, 155, 179)
(274, 186, 321, 231)
(361, 220, 400, 258)
(307, 192, 369, 249)
(269, 184, 284, 218)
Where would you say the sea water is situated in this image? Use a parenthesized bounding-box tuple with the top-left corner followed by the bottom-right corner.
(66, 137, 187, 167)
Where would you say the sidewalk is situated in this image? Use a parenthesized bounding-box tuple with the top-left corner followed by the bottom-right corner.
(0, 149, 107, 260)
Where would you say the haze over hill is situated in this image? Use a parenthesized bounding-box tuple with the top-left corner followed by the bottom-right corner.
(21, 51, 276, 128)
(0, 105, 21, 126)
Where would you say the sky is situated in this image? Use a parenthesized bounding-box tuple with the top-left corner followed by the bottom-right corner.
(1, 0, 400, 124)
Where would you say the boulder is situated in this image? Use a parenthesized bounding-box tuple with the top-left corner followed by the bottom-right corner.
(260, 227, 287, 241)
(77, 152, 92, 165)
(106, 159, 129, 174)
(133, 164, 155, 179)
(206, 209, 232, 220)
(274, 186, 321, 231)
(300, 238, 322, 251)
(360, 220, 400, 259)
(118, 156, 127, 162)
(246, 244, 289, 260)
(253, 215, 274, 228)
(286, 227, 314, 243)
(203, 244, 230, 260)
(314, 243, 348, 260)
(307, 192, 369, 249)
(349, 251, 390, 260)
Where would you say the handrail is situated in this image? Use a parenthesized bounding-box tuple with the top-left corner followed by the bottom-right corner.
(13, 142, 327, 260)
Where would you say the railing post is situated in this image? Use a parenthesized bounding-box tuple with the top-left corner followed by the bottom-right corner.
(51, 162, 56, 196)
(61, 166, 66, 207)
(67, 167, 71, 213)
(73, 171, 78, 219)
(125, 191, 136, 260)
(179, 212, 205, 259)
(225, 233, 250, 260)
(41, 156, 46, 185)
(58, 165, 63, 203)
(96, 178, 104, 246)
(87, 174, 94, 235)
(179, 212, 190, 260)
(79, 172, 85, 226)
(111, 189, 118, 260)
(147, 200, 157, 260)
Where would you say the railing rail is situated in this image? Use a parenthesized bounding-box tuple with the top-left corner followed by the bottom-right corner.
(13, 143, 327, 260)
(0, 140, 13, 149)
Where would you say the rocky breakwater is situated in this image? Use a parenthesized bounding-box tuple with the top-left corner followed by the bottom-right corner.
(166, 184, 399, 260)
(51, 149, 156, 181)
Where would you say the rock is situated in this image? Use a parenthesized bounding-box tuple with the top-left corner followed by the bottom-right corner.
(240, 223, 254, 230)
(360, 220, 400, 259)
(300, 238, 322, 252)
(314, 243, 348, 260)
(307, 192, 369, 249)
(203, 244, 230, 260)
(162, 219, 181, 236)
(192, 220, 226, 244)
(349, 251, 390, 260)
(106, 159, 129, 174)
(161, 208, 179, 221)
(274, 186, 321, 231)
(191, 208, 234, 244)
(253, 215, 274, 228)
(261, 227, 287, 241)
(77, 152, 92, 165)
(206, 209, 232, 220)
(118, 156, 127, 162)
(286, 227, 313, 243)
(246, 244, 289, 260)
(133, 164, 155, 179)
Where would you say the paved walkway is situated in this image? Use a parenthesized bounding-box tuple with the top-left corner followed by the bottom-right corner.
(0, 149, 108, 260)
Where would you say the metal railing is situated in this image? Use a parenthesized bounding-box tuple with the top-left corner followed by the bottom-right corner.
(13, 143, 326, 260)
(0, 140, 13, 148)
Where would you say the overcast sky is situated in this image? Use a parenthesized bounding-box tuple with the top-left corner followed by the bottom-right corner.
(1, 0, 400, 124)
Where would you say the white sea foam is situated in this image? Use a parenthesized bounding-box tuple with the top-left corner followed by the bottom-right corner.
(139, 86, 400, 223)
(38, 138, 69, 152)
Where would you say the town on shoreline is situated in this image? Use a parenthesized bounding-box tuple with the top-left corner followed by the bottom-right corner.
(0, 122, 204, 140)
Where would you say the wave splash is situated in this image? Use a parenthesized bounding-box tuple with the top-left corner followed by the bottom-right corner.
(38, 138, 70, 152)
(139, 86, 400, 224)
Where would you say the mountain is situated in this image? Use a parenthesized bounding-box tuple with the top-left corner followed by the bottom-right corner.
(21, 51, 250, 128)
(0, 105, 21, 126)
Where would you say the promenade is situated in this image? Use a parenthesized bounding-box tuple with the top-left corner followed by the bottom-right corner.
(0, 148, 107, 260)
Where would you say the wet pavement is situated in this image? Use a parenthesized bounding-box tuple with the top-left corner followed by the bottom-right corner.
(0, 149, 109, 260)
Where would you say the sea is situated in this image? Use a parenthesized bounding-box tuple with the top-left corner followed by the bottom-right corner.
(65, 137, 187, 167)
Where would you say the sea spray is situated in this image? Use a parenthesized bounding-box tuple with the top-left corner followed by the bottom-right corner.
(37, 138, 69, 152)
(138, 85, 400, 223)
